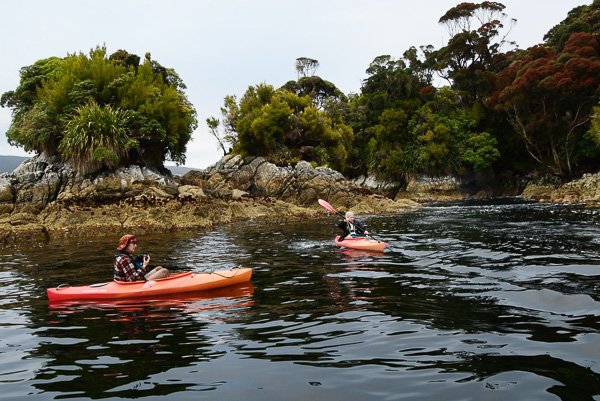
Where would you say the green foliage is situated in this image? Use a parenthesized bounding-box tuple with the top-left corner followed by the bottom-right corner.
(575, 130, 600, 165)
(58, 100, 135, 174)
(462, 132, 500, 171)
(295, 57, 320, 78)
(544, 3, 600, 52)
(6, 101, 59, 154)
(429, 1, 513, 105)
(584, 104, 600, 166)
(588, 105, 600, 145)
(212, 83, 353, 170)
(200, 2, 600, 182)
(343, 52, 432, 177)
(1, 45, 197, 172)
(281, 76, 347, 110)
(368, 86, 500, 179)
(1, 57, 62, 113)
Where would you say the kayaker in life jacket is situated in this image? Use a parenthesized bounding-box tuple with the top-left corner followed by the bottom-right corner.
(337, 211, 369, 242)
(114, 234, 170, 282)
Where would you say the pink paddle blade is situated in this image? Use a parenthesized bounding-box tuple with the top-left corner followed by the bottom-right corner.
(318, 199, 337, 213)
(142, 280, 157, 289)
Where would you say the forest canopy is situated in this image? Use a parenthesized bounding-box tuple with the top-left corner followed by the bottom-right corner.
(209, 1, 600, 180)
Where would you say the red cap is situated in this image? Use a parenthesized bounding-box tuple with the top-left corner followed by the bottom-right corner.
(117, 234, 137, 251)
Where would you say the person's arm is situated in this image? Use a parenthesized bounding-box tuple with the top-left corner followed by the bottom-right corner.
(337, 221, 349, 240)
(355, 221, 369, 236)
(355, 223, 365, 235)
(354, 220, 370, 236)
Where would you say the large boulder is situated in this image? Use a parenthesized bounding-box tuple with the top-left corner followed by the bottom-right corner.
(0, 154, 181, 209)
(353, 174, 402, 199)
(523, 172, 600, 203)
(57, 165, 179, 202)
(557, 173, 600, 202)
(184, 155, 419, 209)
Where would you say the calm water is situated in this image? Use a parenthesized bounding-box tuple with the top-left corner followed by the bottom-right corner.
(0, 199, 599, 400)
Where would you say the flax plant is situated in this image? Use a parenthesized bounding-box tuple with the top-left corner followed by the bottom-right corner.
(59, 100, 137, 174)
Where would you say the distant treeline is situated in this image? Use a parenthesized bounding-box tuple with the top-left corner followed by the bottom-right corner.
(0, 155, 28, 174)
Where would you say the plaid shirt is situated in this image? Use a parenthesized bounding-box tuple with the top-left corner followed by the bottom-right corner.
(114, 251, 146, 282)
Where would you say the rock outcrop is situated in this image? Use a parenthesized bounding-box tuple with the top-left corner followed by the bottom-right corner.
(3, 151, 600, 242)
(180, 155, 419, 212)
(0, 154, 419, 241)
(521, 172, 600, 204)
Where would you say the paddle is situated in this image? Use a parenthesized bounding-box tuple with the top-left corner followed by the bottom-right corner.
(137, 255, 157, 289)
(142, 277, 157, 289)
(318, 199, 385, 243)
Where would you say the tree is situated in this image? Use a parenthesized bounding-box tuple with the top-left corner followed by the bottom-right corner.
(207, 117, 229, 156)
(210, 83, 354, 170)
(295, 57, 319, 79)
(58, 100, 136, 174)
(429, 2, 515, 104)
(109, 49, 140, 69)
(359, 55, 429, 124)
(369, 86, 499, 179)
(281, 75, 347, 110)
(544, 2, 600, 52)
(1, 46, 197, 172)
(342, 53, 431, 178)
(491, 32, 600, 175)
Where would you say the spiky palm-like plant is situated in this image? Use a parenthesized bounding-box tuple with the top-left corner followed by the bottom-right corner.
(59, 100, 137, 174)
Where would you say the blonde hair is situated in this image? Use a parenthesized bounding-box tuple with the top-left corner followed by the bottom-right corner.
(345, 211, 354, 219)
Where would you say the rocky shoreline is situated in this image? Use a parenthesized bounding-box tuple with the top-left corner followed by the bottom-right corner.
(1, 153, 599, 242)
(0, 154, 418, 242)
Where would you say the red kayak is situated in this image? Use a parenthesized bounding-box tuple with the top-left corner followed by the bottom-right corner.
(334, 235, 388, 252)
(47, 268, 252, 301)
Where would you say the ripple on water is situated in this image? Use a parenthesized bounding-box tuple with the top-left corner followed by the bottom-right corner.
(0, 201, 599, 400)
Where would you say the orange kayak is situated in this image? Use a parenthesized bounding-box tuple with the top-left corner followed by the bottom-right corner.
(48, 282, 254, 311)
(335, 235, 388, 252)
(47, 268, 252, 301)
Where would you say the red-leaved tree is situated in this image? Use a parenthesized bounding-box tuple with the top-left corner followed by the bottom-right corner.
(491, 32, 600, 175)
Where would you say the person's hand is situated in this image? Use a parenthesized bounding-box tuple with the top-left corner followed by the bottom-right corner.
(143, 255, 150, 268)
(365, 230, 370, 235)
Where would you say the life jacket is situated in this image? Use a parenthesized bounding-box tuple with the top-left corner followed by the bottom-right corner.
(346, 221, 358, 236)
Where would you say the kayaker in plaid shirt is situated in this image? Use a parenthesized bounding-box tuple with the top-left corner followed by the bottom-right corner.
(114, 234, 169, 282)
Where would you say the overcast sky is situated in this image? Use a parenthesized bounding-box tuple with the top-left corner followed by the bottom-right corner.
(0, 0, 589, 169)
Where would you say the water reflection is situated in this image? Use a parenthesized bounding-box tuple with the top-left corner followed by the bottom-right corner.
(30, 284, 254, 398)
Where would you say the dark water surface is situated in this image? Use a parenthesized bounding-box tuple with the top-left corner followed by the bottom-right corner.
(1, 199, 599, 400)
